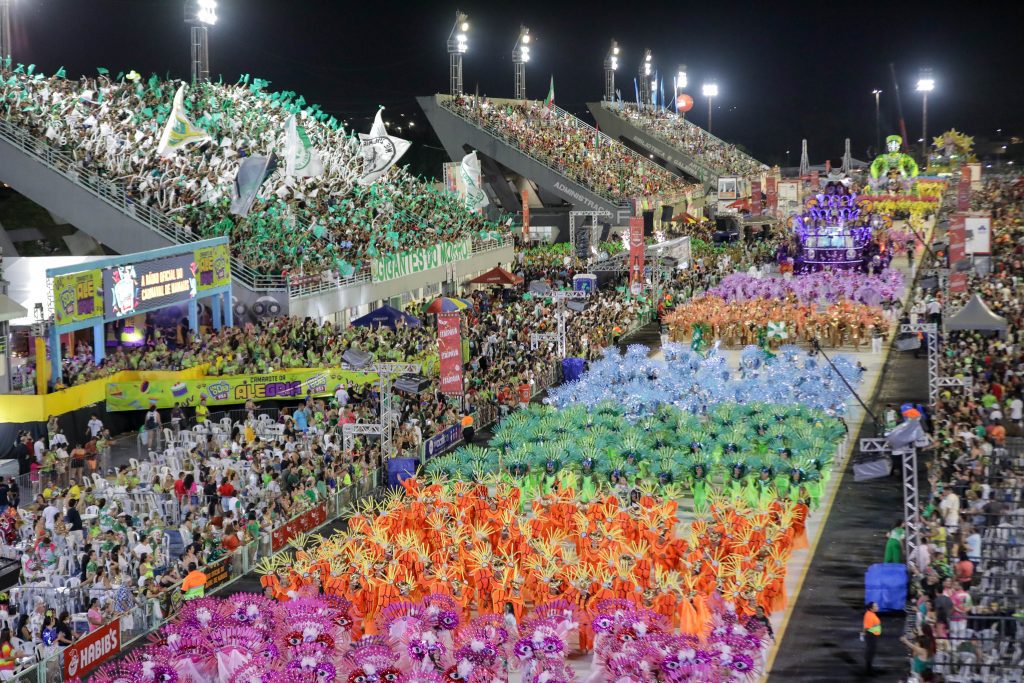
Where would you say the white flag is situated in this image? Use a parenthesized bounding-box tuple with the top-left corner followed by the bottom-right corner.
(459, 151, 489, 210)
(284, 114, 323, 178)
(357, 109, 410, 186)
(157, 84, 210, 157)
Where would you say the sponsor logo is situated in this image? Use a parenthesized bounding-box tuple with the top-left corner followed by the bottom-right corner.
(64, 619, 120, 679)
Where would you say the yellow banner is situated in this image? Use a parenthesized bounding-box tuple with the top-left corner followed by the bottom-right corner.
(195, 243, 231, 291)
(52, 270, 103, 326)
(105, 368, 378, 411)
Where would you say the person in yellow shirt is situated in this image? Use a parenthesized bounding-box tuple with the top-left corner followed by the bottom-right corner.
(195, 397, 210, 426)
(862, 601, 881, 675)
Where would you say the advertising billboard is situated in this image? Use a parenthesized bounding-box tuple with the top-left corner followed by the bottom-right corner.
(104, 253, 197, 319)
(52, 269, 104, 326)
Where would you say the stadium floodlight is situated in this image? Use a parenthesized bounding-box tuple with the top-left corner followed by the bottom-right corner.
(702, 82, 718, 132)
(676, 65, 687, 90)
(872, 89, 882, 154)
(639, 49, 653, 108)
(447, 11, 470, 96)
(916, 71, 934, 161)
(184, 1, 216, 83)
(604, 40, 619, 102)
(513, 25, 531, 100)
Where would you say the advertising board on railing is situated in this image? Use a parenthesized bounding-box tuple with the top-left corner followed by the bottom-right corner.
(370, 239, 472, 282)
(272, 502, 328, 552)
(424, 423, 464, 460)
(63, 617, 121, 680)
(105, 367, 376, 411)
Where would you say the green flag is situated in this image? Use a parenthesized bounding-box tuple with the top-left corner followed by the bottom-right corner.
(544, 75, 555, 108)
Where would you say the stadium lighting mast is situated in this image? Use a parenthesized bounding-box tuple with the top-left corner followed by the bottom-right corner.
(185, 0, 217, 83)
(512, 25, 531, 100)
(639, 49, 653, 109)
(916, 71, 934, 163)
(702, 81, 718, 133)
(872, 89, 882, 155)
(447, 11, 469, 97)
(674, 64, 687, 114)
(603, 40, 619, 102)
(0, 0, 11, 65)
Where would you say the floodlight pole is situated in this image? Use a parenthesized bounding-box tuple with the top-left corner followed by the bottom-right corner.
(512, 26, 529, 101)
(0, 0, 11, 66)
(190, 25, 209, 84)
(604, 40, 619, 102)
(447, 11, 469, 97)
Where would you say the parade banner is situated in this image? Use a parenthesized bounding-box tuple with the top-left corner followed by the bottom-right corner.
(766, 176, 778, 215)
(948, 213, 966, 267)
(522, 190, 531, 241)
(751, 180, 763, 215)
(195, 242, 231, 291)
(105, 367, 376, 411)
(437, 312, 464, 396)
(949, 271, 967, 294)
(628, 216, 645, 291)
(370, 239, 472, 283)
(957, 166, 971, 211)
(63, 618, 120, 680)
(52, 269, 103, 326)
(272, 503, 328, 552)
(964, 212, 991, 255)
(424, 422, 463, 460)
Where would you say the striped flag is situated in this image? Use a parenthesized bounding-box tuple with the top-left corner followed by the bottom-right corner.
(544, 76, 555, 108)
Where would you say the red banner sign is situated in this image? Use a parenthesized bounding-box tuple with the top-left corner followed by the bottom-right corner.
(521, 190, 530, 241)
(271, 503, 328, 552)
(957, 166, 971, 211)
(437, 312, 464, 397)
(766, 176, 778, 215)
(63, 618, 121, 680)
(628, 217, 645, 291)
(949, 271, 968, 294)
(948, 213, 966, 267)
(751, 180, 762, 215)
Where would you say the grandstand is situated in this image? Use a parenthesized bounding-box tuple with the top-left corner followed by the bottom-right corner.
(0, 70, 513, 321)
(419, 94, 702, 236)
(588, 101, 769, 186)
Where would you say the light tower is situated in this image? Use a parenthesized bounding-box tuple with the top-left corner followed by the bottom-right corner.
(185, 0, 217, 83)
(916, 71, 934, 163)
(0, 0, 11, 66)
(639, 49, 652, 108)
(604, 40, 619, 102)
(447, 11, 469, 97)
(702, 81, 718, 133)
(513, 25, 531, 100)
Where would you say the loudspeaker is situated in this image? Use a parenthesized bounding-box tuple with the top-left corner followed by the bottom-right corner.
(599, 223, 612, 242)
(643, 210, 654, 236)
(342, 348, 373, 370)
(660, 205, 673, 223)
(394, 373, 431, 394)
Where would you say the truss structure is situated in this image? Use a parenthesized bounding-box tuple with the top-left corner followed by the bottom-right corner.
(900, 323, 939, 406)
(342, 361, 422, 460)
(861, 437, 921, 567)
(529, 290, 587, 358)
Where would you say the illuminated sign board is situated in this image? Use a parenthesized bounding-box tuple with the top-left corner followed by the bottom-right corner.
(103, 254, 197, 319)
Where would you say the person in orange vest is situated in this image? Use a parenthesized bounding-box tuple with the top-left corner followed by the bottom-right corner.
(862, 601, 881, 675)
(182, 563, 207, 601)
(460, 413, 475, 445)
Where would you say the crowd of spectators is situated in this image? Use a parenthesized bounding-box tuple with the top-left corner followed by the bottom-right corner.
(897, 176, 1024, 682)
(0, 68, 510, 278)
(606, 103, 769, 179)
(443, 96, 695, 202)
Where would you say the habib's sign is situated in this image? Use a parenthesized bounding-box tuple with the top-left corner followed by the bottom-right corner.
(272, 503, 328, 552)
(437, 312, 464, 396)
(63, 618, 121, 679)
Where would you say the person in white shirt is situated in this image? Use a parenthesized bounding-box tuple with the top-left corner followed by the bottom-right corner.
(964, 530, 982, 563)
(334, 385, 349, 407)
(41, 501, 61, 532)
(132, 538, 153, 558)
(1009, 396, 1023, 424)
(939, 490, 961, 533)
(33, 437, 46, 463)
(87, 414, 104, 439)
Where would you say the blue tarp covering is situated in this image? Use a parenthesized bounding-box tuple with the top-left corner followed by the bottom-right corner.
(387, 457, 419, 487)
(865, 563, 908, 612)
(351, 305, 421, 329)
(562, 358, 586, 383)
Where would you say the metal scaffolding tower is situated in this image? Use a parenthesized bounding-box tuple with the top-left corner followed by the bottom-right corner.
(342, 361, 423, 460)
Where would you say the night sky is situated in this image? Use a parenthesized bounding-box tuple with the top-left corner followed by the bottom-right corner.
(11, 0, 1023, 171)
